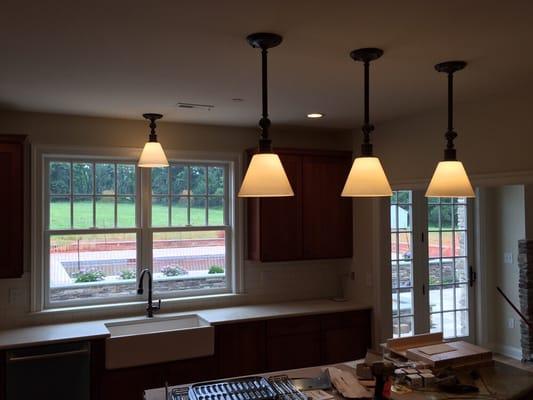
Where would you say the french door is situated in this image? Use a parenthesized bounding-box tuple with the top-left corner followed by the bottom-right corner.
(390, 190, 476, 342)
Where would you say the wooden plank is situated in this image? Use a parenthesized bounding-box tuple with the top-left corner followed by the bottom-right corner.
(406, 341, 492, 369)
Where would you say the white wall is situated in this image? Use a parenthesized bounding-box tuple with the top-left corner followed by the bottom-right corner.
(0, 110, 353, 329)
(480, 185, 525, 359)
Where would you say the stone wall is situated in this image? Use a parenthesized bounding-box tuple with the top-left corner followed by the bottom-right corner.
(518, 240, 533, 361)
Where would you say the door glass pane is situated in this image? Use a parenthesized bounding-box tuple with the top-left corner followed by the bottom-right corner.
(428, 197, 470, 339)
(391, 190, 414, 337)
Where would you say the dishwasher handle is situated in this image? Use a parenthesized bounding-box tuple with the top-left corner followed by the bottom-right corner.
(7, 343, 90, 363)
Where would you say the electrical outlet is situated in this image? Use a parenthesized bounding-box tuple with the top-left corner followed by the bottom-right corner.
(507, 318, 515, 329)
(504, 252, 513, 264)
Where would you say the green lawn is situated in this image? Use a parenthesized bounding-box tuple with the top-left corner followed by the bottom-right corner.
(50, 201, 223, 229)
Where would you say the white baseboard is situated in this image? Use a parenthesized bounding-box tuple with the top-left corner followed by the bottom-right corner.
(488, 342, 522, 360)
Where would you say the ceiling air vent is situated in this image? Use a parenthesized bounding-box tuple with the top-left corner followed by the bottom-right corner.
(176, 102, 214, 111)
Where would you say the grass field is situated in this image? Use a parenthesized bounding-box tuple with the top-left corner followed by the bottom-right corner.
(50, 201, 224, 229)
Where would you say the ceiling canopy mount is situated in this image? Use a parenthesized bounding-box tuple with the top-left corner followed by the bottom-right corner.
(246, 32, 283, 50)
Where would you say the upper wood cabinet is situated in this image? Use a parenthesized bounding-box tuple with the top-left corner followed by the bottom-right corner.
(246, 149, 353, 262)
(0, 135, 26, 279)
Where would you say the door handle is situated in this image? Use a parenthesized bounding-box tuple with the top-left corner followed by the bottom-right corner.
(469, 266, 476, 287)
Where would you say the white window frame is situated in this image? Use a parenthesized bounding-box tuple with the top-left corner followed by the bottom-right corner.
(31, 145, 242, 311)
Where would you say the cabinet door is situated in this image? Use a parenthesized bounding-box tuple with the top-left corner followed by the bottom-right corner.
(101, 363, 164, 400)
(165, 356, 217, 386)
(0, 136, 25, 279)
(302, 155, 352, 259)
(248, 153, 302, 261)
(266, 316, 321, 371)
(216, 321, 266, 378)
(321, 310, 372, 364)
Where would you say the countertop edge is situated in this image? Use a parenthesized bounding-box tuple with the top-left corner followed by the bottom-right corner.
(0, 299, 372, 350)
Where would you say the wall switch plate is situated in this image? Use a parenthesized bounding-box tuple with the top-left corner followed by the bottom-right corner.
(504, 252, 513, 264)
(507, 318, 515, 329)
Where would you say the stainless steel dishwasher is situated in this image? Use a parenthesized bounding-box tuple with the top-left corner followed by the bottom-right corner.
(5, 341, 91, 400)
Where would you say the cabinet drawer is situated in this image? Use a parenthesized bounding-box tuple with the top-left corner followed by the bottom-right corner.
(267, 315, 321, 337)
(320, 310, 371, 330)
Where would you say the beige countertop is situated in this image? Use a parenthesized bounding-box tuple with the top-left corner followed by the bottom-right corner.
(0, 299, 370, 350)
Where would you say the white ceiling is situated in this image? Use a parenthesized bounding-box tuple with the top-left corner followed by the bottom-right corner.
(1, 1, 533, 129)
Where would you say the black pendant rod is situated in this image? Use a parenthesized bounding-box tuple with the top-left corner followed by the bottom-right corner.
(350, 48, 383, 157)
(448, 71, 454, 132)
(259, 47, 271, 151)
(435, 60, 466, 161)
(143, 113, 163, 143)
(247, 32, 282, 153)
(364, 60, 370, 127)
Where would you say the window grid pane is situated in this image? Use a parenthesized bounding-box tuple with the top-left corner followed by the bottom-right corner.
(152, 163, 227, 228)
(391, 190, 414, 338)
(428, 197, 469, 339)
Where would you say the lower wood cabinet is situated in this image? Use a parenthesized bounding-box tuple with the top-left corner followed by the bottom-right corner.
(216, 320, 266, 378)
(93, 309, 371, 400)
(266, 316, 321, 371)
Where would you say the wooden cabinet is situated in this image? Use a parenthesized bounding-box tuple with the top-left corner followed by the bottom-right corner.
(246, 149, 353, 262)
(266, 316, 321, 371)
(216, 320, 266, 378)
(321, 310, 372, 364)
(302, 155, 353, 259)
(0, 135, 26, 279)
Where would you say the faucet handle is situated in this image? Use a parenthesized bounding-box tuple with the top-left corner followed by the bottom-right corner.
(154, 298, 161, 311)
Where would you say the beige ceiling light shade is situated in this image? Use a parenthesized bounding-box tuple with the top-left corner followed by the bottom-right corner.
(238, 153, 293, 197)
(237, 33, 294, 197)
(342, 157, 391, 197)
(138, 113, 169, 168)
(341, 48, 392, 197)
(426, 161, 475, 197)
(426, 61, 474, 198)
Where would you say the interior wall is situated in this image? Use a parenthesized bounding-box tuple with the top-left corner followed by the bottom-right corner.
(374, 93, 533, 185)
(483, 185, 525, 358)
(0, 110, 353, 329)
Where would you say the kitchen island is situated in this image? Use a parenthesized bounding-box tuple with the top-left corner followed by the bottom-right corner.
(144, 360, 533, 400)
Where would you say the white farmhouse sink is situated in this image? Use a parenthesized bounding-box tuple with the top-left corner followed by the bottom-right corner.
(105, 314, 214, 369)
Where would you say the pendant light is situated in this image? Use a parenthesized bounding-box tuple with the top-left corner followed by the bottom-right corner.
(341, 48, 392, 197)
(238, 33, 294, 197)
(425, 61, 475, 198)
(138, 113, 169, 168)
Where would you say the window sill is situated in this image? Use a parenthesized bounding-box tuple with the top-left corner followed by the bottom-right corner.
(32, 292, 246, 317)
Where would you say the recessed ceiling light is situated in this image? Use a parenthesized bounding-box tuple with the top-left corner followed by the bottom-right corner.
(307, 113, 324, 119)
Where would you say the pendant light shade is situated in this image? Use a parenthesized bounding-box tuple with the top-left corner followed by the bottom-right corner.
(138, 113, 169, 168)
(425, 61, 474, 198)
(238, 153, 293, 197)
(237, 33, 294, 198)
(341, 48, 392, 197)
(426, 161, 475, 197)
(342, 157, 392, 197)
